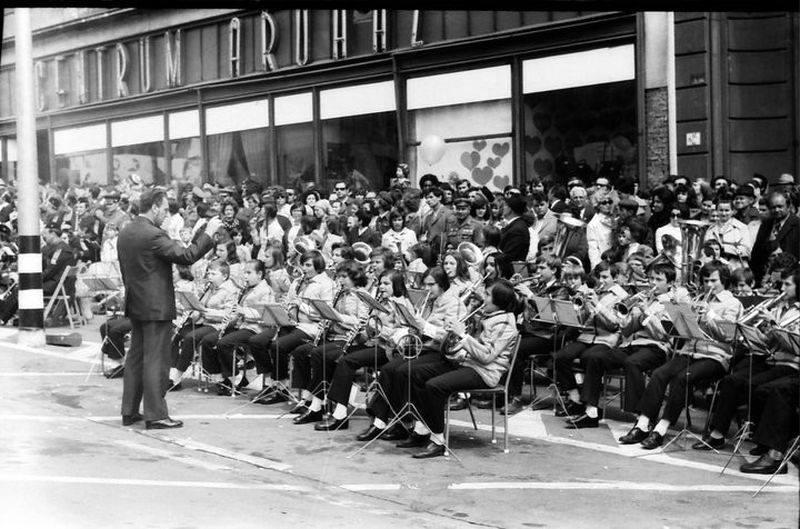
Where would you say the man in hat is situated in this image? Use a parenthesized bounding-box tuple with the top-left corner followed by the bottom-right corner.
(499, 194, 530, 261)
(448, 197, 484, 249)
(733, 184, 759, 225)
(775, 173, 796, 196)
(103, 192, 131, 230)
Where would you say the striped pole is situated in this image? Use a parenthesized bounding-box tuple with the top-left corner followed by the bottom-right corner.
(14, 9, 44, 345)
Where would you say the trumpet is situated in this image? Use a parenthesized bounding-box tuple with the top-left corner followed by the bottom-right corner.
(740, 292, 786, 325)
(614, 286, 658, 316)
(512, 274, 541, 286)
(459, 272, 490, 305)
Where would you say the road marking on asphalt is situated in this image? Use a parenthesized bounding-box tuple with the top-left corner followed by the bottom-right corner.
(0, 413, 288, 422)
(0, 372, 90, 377)
(0, 475, 310, 491)
(340, 484, 403, 491)
(115, 440, 234, 472)
(138, 434, 293, 472)
(1, 341, 100, 365)
(447, 481, 798, 493)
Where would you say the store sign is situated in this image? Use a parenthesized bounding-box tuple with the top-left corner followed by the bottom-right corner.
(32, 9, 417, 112)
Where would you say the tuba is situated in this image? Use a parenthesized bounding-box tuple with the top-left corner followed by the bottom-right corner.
(677, 219, 710, 288)
(293, 235, 316, 257)
(553, 215, 587, 258)
(457, 242, 483, 268)
(352, 242, 372, 266)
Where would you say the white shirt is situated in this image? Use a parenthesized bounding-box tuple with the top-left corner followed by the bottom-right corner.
(586, 213, 614, 269)
(705, 218, 753, 260)
(382, 228, 418, 258)
(161, 212, 185, 241)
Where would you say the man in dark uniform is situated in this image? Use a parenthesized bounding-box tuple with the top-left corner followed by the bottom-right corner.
(499, 194, 530, 261)
(117, 188, 221, 429)
(41, 227, 75, 296)
(447, 197, 484, 249)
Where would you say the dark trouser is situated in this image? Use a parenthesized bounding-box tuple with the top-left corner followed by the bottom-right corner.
(710, 359, 796, 436)
(411, 358, 487, 434)
(265, 328, 311, 381)
(508, 334, 551, 397)
(581, 345, 666, 412)
(248, 327, 279, 374)
(121, 320, 173, 421)
(637, 355, 726, 425)
(173, 325, 216, 373)
(751, 375, 800, 453)
(554, 342, 610, 392)
(328, 345, 390, 406)
(202, 328, 256, 379)
(367, 350, 440, 423)
(309, 341, 346, 398)
(100, 317, 132, 360)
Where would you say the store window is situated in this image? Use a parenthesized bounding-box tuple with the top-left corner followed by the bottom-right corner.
(407, 65, 512, 191)
(54, 123, 108, 186)
(168, 109, 203, 187)
(274, 92, 315, 190)
(320, 80, 398, 193)
(522, 45, 637, 187)
(0, 138, 16, 184)
(111, 114, 167, 185)
(206, 99, 269, 187)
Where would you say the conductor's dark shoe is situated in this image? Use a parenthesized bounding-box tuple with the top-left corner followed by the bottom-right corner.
(500, 397, 525, 416)
(292, 409, 323, 425)
(257, 392, 288, 405)
(749, 444, 769, 456)
(121, 413, 143, 426)
(555, 400, 585, 418)
(618, 427, 649, 445)
(396, 432, 430, 448)
(216, 381, 233, 396)
(146, 418, 183, 430)
(740, 454, 786, 475)
(692, 435, 725, 451)
(314, 417, 349, 431)
(106, 365, 125, 379)
(381, 424, 409, 441)
(449, 396, 468, 411)
(640, 431, 664, 450)
(356, 425, 384, 441)
(565, 413, 599, 429)
(412, 442, 446, 459)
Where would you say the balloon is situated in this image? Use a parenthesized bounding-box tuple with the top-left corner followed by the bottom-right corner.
(420, 135, 446, 165)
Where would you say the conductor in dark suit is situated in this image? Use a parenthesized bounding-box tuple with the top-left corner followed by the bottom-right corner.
(750, 191, 800, 283)
(499, 194, 531, 261)
(117, 189, 222, 429)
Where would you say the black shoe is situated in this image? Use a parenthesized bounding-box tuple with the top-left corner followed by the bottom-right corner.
(449, 396, 468, 411)
(292, 409, 323, 425)
(256, 392, 288, 405)
(288, 402, 309, 415)
(692, 435, 725, 451)
(235, 376, 249, 391)
(381, 424, 410, 441)
(216, 381, 233, 396)
(500, 398, 525, 416)
(121, 413, 143, 426)
(740, 454, 786, 475)
(145, 418, 183, 430)
(314, 417, 349, 431)
(396, 432, 430, 448)
(356, 425, 384, 441)
(412, 441, 446, 459)
(106, 365, 125, 379)
(474, 397, 496, 410)
(168, 380, 183, 392)
(555, 400, 585, 418)
(749, 444, 769, 456)
(565, 412, 599, 429)
(618, 427, 649, 445)
(640, 431, 664, 450)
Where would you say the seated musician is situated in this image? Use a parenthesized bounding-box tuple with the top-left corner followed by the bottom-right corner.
(566, 262, 690, 427)
(503, 255, 569, 414)
(552, 261, 628, 422)
(201, 260, 274, 395)
(169, 259, 239, 389)
(402, 280, 520, 459)
(366, 247, 393, 295)
(356, 267, 464, 442)
(695, 268, 799, 451)
(262, 245, 292, 302)
(442, 251, 476, 297)
(730, 266, 755, 296)
(290, 260, 370, 426)
(248, 250, 335, 405)
(619, 260, 743, 449)
(740, 373, 799, 474)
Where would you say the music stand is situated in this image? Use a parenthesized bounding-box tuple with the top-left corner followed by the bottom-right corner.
(660, 302, 720, 453)
(719, 321, 766, 475)
(753, 329, 800, 497)
(82, 277, 124, 380)
(258, 303, 301, 405)
(300, 298, 344, 413)
(172, 291, 214, 392)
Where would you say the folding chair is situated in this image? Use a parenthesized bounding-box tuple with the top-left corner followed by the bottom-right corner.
(445, 335, 522, 454)
(43, 265, 85, 329)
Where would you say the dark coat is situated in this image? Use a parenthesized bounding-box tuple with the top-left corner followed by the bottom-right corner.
(118, 215, 214, 321)
(751, 215, 800, 281)
(42, 240, 76, 295)
(499, 217, 531, 261)
(345, 226, 382, 248)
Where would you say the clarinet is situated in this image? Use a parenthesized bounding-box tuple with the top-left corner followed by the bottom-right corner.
(218, 285, 249, 340)
(341, 292, 385, 352)
(176, 280, 212, 329)
(312, 284, 344, 346)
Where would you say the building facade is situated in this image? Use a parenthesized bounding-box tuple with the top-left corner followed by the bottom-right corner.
(0, 9, 797, 193)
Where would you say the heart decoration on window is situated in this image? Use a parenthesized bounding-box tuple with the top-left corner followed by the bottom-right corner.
(471, 166, 494, 186)
(544, 136, 563, 156)
(472, 139, 487, 152)
(533, 158, 554, 176)
(486, 157, 502, 169)
(460, 151, 480, 171)
(533, 112, 551, 133)
(493, 174, 509, 189)
(524, 135, 541, 156)
(491, 142, 510, 158)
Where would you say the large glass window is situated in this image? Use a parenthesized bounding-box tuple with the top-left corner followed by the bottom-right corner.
(274, 93, 315, 189)
(406, 65, 513, 191)
(54, 123, 109, 186)
(206, 99, 270, 187)
(168, 109, 203, 186)
(522, 45, 637, 186)
(111, 114, 167, 185)
(320, 81, 398, 192)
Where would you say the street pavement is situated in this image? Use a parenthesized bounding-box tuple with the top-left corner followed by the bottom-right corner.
(0, 322, 797, 529)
